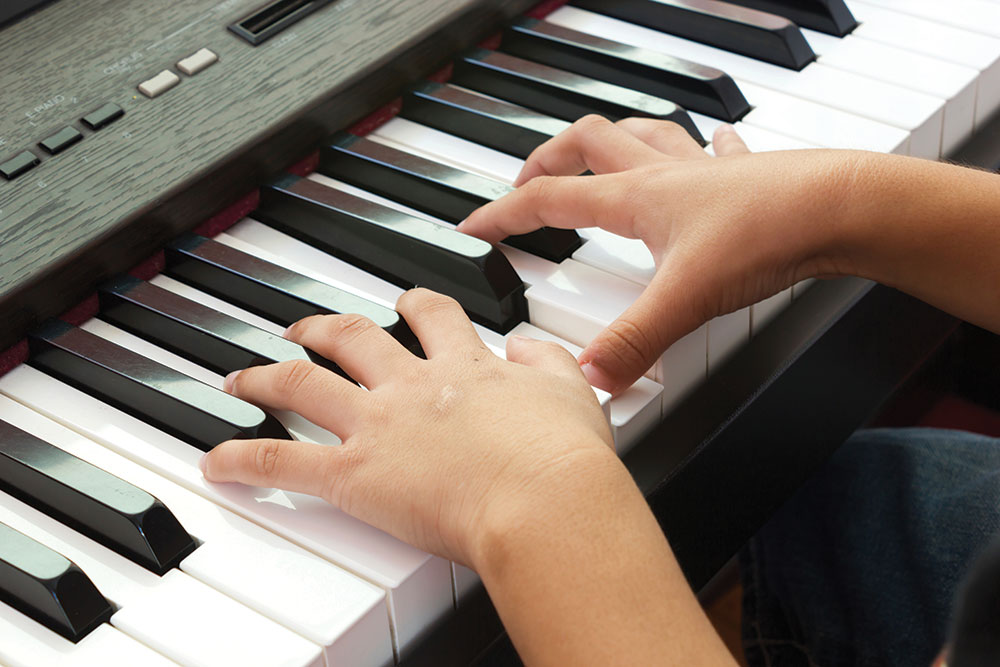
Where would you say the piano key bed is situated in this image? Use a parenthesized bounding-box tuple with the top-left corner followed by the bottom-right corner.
(0, 0, 993, 664)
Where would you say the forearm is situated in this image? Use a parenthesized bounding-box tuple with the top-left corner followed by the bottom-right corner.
(471, 446, 736, 666)
(827, 152, 1000, 335)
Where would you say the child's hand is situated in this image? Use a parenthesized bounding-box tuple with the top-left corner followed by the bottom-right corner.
(459, 116, 860, 394)
(202, 288, 615, 568)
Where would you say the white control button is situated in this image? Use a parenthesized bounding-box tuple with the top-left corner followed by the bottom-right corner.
(138, 70, 180, 98)
(177, 48, 219, 76)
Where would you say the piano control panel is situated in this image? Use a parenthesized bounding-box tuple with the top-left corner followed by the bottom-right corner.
(0, 0, 536, 353)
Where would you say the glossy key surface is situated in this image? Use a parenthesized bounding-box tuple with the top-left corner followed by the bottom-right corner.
(501, 17, 750, 121)
(0, 418, 195, 575)
(319, 132, 583, 261)
(164, 232, 420, 353)
(725, 0, 858, 35)
(98, 275, 348, 379)
(570, 0, 816, 69)
(257, 174, 529, 333)
(451, 48, 704, 141)
(400, 81, 569, 159)
(28, 320, 290, 452)
(0, 521, 112, 642)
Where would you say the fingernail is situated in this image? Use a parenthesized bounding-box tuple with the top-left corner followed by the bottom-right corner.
(716, 123, 735, 135)
(455, 219, 467, 232)
(223, 370, 240, 393)
(580, 361, 616, 394)
(510, 334, 530, 343)
(198, 453, 209, 476)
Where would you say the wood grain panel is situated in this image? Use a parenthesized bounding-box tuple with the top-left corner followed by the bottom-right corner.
(0, 0, 536, 350)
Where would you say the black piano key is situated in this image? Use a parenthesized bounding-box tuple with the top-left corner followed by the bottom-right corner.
(98, 275, 351, 380)
(164, 233, 422, 355)
(256, 175, 529, 333)
(570, 0, 816, 71)
(450, 48, 705, 143)
(0, 419, 196, 575)
(723, 0, 857, 37)
(318, 133, 584, 262)
(0, 521, 113, 642)
(500, 17, 750, 122)
(400, 81, 569, 160)
(28, 320, 291, 453)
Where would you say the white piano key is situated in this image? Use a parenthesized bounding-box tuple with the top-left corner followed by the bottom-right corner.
(0, 490, 322, 667)
(0, 394, 394, 666)
(708, 308, 751, 374)
(0, 601, 176, 667)
(547, 5, 943, 157)
(859, 0, 1000, 40)
(720, 123, 819, 152)
(751, 289, 794, 336)
(847, 1, 1000, 129)
(791, 278, 818, 300)
(802, 29, 979, 154)
(734, 81, 911, 154)
(0, 365, 453, 657)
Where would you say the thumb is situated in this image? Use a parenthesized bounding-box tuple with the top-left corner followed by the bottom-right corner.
(578, 270, 702, 395)
(202, 438, 350, 504)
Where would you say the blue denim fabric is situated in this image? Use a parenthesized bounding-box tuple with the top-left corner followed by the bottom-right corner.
(741, 428, 1000, 667)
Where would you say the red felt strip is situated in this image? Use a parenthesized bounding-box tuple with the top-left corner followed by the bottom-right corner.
(527, 0, 569, 19)
(0, 340, 29, 378)
(348, 98, 404, 136)
(193, 190, 262, 238)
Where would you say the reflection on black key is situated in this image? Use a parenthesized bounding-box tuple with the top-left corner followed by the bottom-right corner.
(400, 82, 568, 159)
(501, 17, 750, 122)
(0, 521, 113, 642)
(0, 419, 196, 575)
(319, 133, 583, 262)
(28, 320, 291, 452)
(724, 0, 857, 36)
(99, 276, 350, 380)
(451, 49, 705, 143)
(164, 233, 422, 355)
(257, 175, 529, 333)
(570, 0, 815, 70)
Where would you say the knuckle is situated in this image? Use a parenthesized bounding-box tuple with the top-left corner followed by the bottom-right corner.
(524, 174, 558, 200)
(251, 440, 282, 481)
(274, 359, 319, 396)
(603, 317, 661, 371)
(575, 114, 611, 133)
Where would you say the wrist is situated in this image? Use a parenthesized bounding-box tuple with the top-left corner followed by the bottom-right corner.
(793, 149, 881, 282)
(465, 440, 626, 576)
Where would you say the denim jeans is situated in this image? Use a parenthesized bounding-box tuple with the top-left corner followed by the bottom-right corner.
(741, 428, 1000, 667)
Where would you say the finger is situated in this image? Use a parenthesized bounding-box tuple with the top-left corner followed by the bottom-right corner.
(458, 172, 643, 244)
(513, 114, 669, 187)
(615, 117, 708, 160)
(395, 288, 484, 358)
(202, 437, 352, 503)
(578, 269, 704, 396)
(284, 314, 412, 388)
(712, 124, 751, 157)
(226, 360, 366, 435)
(505, 335, 588, 382)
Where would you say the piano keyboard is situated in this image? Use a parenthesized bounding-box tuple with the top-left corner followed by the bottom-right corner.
(1, 0, 998, 664)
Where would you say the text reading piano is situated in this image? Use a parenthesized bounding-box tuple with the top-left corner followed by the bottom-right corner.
(0, 0, 995, 664)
